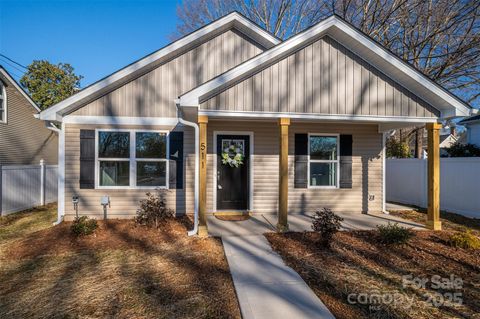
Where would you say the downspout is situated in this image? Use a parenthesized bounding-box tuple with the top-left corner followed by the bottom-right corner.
(53, 121, 65, 225)
(176, 104, 199, 236)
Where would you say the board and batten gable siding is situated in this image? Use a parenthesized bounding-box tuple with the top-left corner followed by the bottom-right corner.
(205, 120, 383, 215)
(71, 29, 265, 118)
(201, 36, 439, 118)
(63, 123, 195, 220)
(0, 77, 57, 165)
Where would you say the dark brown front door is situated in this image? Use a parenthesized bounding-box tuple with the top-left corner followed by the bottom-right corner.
(217, 135, 249, 210)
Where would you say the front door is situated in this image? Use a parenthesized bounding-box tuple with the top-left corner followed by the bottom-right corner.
(217, 135, 250, 211)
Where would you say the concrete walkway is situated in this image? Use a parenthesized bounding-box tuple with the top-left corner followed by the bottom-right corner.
(208, 211, 423, 237)
(223, 234, 335, 319)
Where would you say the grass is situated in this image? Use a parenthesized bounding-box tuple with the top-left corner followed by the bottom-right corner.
(267, 228, 480, 318)
(0, 204, 240, 319)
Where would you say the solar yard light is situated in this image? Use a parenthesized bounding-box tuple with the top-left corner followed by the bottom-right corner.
(101, 195, 110, 220)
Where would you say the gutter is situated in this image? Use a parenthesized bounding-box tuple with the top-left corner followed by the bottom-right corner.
(175, 101, 199, 236)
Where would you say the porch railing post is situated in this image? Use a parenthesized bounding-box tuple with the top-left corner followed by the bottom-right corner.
(198, 115, 209, 237)
(426, 123, 441, 230)
(278, 118, 290, 231)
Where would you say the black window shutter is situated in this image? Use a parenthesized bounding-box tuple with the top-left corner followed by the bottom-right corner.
(169, 131, 184, 189)
(339, 134, 353, 189)
(294, 134, 308, 188)
(80, 130, 95, 189)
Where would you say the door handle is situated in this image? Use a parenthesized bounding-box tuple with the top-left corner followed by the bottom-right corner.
(218, 185, 222, 190)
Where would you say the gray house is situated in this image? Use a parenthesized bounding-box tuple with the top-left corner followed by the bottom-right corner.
(0, 66, 58, 165)
(39, 13, 473, 234)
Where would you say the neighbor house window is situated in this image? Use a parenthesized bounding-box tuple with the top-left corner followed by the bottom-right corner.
(97, 130, 168, 188)
(0, 82, 5, 123)
(309, 134, 339, 187)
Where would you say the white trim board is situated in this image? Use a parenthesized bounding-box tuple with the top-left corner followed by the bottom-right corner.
(199, 110, 439, 123)
(63, 115, 179, 126)
(213, 131, 254, 213)
(39, 12, 280, 122)
(180, 16, 471, 118)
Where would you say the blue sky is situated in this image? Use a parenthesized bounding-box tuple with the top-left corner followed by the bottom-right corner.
(0, 0, 180, 86)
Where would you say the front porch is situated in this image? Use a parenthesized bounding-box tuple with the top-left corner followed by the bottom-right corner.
(195, 115, 441, 237)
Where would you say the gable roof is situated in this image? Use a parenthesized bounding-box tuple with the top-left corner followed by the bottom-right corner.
(0, 66, 41, 113)
(179, 15, 472, 119)
(39, 12, 281, 121)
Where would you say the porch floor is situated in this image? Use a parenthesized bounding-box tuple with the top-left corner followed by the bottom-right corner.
(207, 211, 424, 237)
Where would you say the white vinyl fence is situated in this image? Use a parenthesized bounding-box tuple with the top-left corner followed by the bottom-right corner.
(0, 160, 58, 215)
(386, 158, 480, 218)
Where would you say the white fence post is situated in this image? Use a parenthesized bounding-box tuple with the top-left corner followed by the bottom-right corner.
(40, 159, 45, 206)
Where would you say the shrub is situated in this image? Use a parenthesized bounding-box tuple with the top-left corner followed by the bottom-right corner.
(377, 223, 414, 245)
(136, 191, 174, 228)
(449, 230, 480, 249)
(311, 208, 344, 248)
(443, 143, 480, 157)
(386, 137, 411, 158)
(71, 216, 98, 236)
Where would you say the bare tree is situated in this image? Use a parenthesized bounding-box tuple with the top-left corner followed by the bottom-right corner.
(176, 0, 480, 107)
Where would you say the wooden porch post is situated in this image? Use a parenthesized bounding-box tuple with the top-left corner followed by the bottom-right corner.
(198, 115, 209, 237)
(278, 118, 290, 231)
(426, 123, 442, 230)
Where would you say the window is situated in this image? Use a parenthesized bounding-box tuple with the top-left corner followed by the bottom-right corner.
(0, 81, 5, 123)
(309, 135, 339, 187)
(97, 130, 168, 188)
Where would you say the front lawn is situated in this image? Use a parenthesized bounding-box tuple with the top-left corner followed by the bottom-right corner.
(266, 230, 480, 319)
(0, 204, 240, 319)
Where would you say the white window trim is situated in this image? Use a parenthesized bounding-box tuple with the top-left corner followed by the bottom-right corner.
(95, 128, 170, 190)
(307, 133, 340, 189)
(0, 81, 6, 124)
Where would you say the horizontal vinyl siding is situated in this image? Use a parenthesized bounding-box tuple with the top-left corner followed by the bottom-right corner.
(72, 29, 265, 118)
(288, 122, 383, 213)
(63, 123, 195, 220)
(64, 120, 383, 219)
(0, 78, 58, 165)
(205, 120, 383, 215)
(201, 36, 439, 118)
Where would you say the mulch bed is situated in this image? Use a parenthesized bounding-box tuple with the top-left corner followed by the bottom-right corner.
(1, 217, 241, 319)
(266, 230, 480, 319)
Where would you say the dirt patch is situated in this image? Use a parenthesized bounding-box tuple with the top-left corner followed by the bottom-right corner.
(0, 213, 241, 319)
(266, 231, 480, 319)
(214, 214, 251, 221)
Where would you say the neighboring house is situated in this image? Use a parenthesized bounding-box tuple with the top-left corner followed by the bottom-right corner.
(39, 13, 472, 234)
(0, 66, 58, 165)
(458, 114, 480, 147)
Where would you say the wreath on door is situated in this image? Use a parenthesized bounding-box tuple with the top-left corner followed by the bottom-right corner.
(221, 141, 244, 168)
